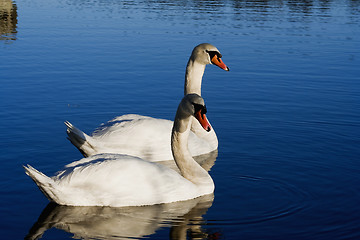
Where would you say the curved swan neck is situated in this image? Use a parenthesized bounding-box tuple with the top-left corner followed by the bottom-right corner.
(171, 115, 213, 187)
(184, 58, 206, 96)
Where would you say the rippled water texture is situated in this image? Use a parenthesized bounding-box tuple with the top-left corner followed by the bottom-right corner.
(1, 0, 360, 239)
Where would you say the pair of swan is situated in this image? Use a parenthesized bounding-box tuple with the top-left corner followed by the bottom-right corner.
(65, 43, 229, 161)
(24, 44, 229, 207)
(25, 94, 213, 206)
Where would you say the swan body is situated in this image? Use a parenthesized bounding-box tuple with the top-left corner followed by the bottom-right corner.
(65, 115, 213, 161)
(24, 155, 201, 207)
(24, 94, 215, 207)
(66, 43, 229, 161)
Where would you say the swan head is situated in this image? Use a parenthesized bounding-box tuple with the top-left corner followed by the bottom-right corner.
(191, 43, 230, 71)
(178, 94, 211, 133)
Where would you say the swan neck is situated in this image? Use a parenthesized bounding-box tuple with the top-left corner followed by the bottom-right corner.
(185, 58, 217, 148)
(171, 116, 213, 188)
(184, 59, 206, 96)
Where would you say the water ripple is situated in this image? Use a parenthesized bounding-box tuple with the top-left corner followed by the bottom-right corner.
(208, 175, 311, 226)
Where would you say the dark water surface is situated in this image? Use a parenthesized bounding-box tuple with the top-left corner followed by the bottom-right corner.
(1, 0, 360, 239)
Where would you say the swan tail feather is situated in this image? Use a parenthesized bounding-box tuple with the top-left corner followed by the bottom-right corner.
(64, 121, 96, 157)
(23, 165, 59, 203)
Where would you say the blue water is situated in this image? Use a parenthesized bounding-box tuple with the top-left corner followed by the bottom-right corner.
(1, 0, 360, 239)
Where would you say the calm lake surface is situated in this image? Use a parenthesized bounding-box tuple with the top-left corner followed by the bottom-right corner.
(1, 0, 360, 239)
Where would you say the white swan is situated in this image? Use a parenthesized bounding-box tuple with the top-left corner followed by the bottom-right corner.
(24, 94, 215, 207)
(65, 43, 229, 161)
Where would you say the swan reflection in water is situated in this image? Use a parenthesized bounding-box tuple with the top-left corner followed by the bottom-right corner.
(26, 193, 215, 240)
(26, 151, 218, 240)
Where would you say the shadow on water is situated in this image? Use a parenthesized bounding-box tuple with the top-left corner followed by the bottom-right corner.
(0, 0, 17, 41)
(25, 194, 215, 240)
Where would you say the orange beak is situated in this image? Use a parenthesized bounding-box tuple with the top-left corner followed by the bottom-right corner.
(211, 55, 229, 71)
(195, 110, 211, 132)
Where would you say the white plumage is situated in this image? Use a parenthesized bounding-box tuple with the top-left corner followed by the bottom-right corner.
(65, 43, 229, 161)
(24, 94, 215, 207)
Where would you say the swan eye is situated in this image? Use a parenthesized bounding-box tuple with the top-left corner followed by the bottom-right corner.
(203, 107, 207, 115)
(193, 103, 207, 115)
(206, 50, 222, 60)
